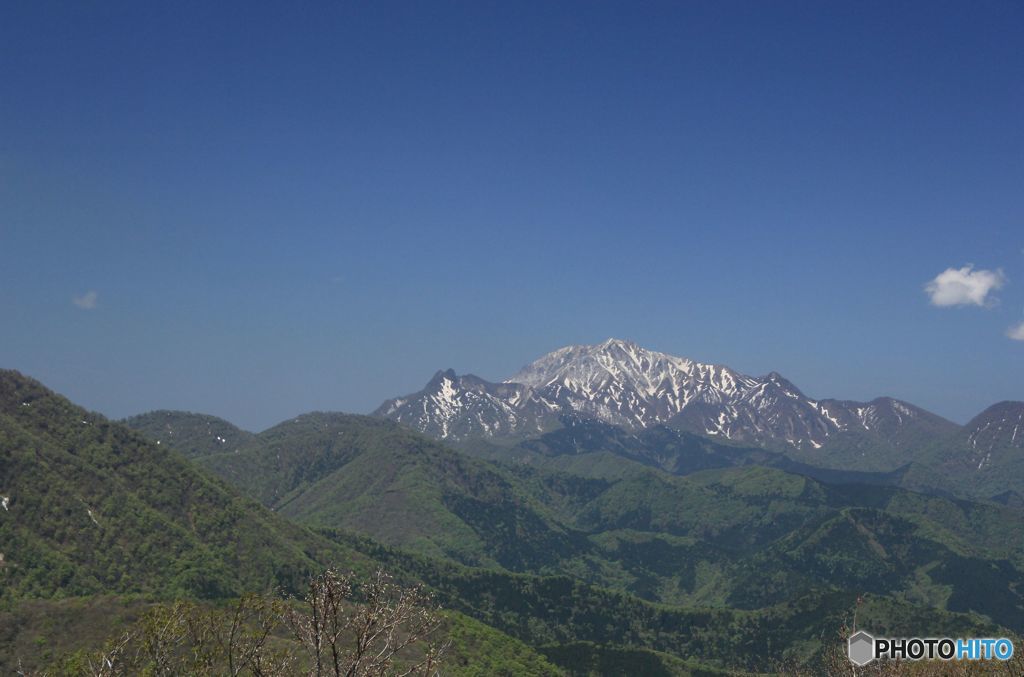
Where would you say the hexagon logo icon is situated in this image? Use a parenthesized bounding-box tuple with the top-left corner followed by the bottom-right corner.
(848, 630, 875, 666)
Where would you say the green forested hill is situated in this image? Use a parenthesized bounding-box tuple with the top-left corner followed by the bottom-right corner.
(195, 413, 582, 568)
(128, 408, 1024, 638)
(481, 414, 878, 479)
(460, 412, 1024, 509)
(4, 375, 1021, 673)
(334, 532, 1007, 674)
(121, 409, 257, 458)
(901, 402, 1024, 502)
(0, 372, 567, 673)
(0, 370, 367, 601)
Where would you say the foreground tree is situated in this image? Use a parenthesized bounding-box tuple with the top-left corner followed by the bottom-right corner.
(39, 569, 446, 676)
(283, 568, 448, 677)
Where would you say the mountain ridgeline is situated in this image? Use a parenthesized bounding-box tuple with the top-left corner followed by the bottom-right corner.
(123, 404, 1024, 643)
(0, 371, 790, 674)
(375, 339, 959, 467)
(906, 400, 1024, 503)
(375, 338, 1022, 500)
(4, 354, 1023, 674)
(0, 371, 367, 603)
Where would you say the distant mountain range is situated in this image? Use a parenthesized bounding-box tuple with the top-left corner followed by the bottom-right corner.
(4, 354, 1022, 672)
(375, 339, 956, 453)
(122, 405, 1024, 640)
(375, 338, 1022, 494)
(964, 400, 1024, 461)
(908, 399, 1024, 503)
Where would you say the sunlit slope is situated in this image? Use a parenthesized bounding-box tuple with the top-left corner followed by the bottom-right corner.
(133, 409, 1024, 634)
(0, 370, 365, 601)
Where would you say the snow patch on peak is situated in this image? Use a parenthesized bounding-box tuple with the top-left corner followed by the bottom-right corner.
(891, 401, 915, 418)
(378, 339, 947, 453)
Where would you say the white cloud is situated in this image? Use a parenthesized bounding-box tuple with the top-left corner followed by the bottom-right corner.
(924, 265, 1005, 307)
(1008, 321, 1024, 341)
(73, 290, 98, 310)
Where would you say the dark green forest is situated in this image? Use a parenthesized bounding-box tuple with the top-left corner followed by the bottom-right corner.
(2, 370, 1022, 674)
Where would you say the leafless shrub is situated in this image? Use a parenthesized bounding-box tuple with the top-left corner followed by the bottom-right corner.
(282, 568, 448, 677)
(40, 568, 447, 676)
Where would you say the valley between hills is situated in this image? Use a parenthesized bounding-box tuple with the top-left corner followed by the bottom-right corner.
(2, 340, 1022, 674)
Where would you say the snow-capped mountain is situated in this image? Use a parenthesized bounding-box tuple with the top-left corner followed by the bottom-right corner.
(374, 369, 560, 440)
(375, 339, 957, 457)
(905, 401, 1024, 498)
(960, 401, 1024, 471)
(965, 401, 1024, 452)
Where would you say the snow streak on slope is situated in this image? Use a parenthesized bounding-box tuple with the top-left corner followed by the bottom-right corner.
(376, 369, 558, 441)
(375, 339, 954, 453)
(961, 402, 1024, 471)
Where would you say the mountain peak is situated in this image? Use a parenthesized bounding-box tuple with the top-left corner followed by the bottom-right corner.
(970, 400, 1024, 421)
(964, 401, 1024, 452)
(375, 340, 957, 460)
(598, 337, 639, 350)
(506, 339, 696, 390)
(428, 368, 459, 386)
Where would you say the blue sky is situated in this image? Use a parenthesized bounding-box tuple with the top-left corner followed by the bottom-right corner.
(1, 1, 1021, 430)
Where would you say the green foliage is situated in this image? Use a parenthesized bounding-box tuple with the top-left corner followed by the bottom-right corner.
(127, 407, 1024, 641)
(122, 410, 257, 459)
(905, 437, 1024, 502)
(442, 612, 565, 676)
(0, 596, 149, 674)
(40, 575, 444, 676)
(160, 412, 586, 570)
(331, 534, 1010, 674)
(0, 370, 369, 604)
(539, 642, 742, 676)
(7, 375, 1024, 674)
